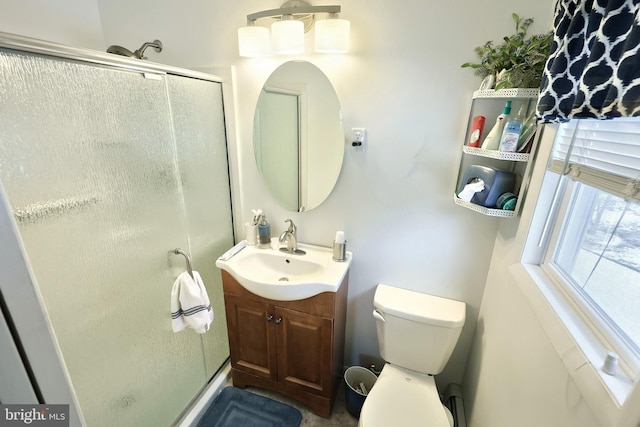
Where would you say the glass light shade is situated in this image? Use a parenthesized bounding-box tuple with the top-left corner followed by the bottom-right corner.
(238, 26, 270, 57)
(315, 18, 350, 53)
(271, 19, 304, 54)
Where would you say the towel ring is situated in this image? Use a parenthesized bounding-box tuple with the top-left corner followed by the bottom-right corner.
(173, 248, 193, 279)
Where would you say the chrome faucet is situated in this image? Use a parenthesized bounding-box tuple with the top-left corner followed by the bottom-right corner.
(279, 219, 305, 255)
(279, 219, 298, 251)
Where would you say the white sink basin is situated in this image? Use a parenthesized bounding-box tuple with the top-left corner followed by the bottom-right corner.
(216, 240, 352, 301)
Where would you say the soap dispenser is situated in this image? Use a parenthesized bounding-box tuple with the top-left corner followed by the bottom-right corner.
(258, 215, 271, 248)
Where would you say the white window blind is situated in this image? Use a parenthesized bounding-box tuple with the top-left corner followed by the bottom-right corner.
(548, 118, 640, 202)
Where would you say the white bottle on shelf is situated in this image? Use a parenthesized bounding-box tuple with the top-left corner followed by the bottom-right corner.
(481, 101, 511, 150)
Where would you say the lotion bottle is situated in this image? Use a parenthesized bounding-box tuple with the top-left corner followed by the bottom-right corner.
(481, 101, 512, 150)
(499, 105, 526, 152)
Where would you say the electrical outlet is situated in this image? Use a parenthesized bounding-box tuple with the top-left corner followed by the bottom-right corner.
(351, 128, 366, 147)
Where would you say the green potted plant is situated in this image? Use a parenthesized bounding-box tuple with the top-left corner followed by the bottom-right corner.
(462, 13, 553, 90)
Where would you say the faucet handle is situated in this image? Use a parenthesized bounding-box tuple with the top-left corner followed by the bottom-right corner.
(284, 219, 296, 234)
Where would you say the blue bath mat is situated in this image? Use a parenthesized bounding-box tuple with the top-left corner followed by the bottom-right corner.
(197, 386, 302, 427)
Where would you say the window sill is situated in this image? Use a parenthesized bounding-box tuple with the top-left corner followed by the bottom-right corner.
(509, 262, 637, 426)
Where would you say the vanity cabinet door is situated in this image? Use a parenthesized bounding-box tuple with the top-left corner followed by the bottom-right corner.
(276, 307, 333, 397)
(224, 294, 277, 382)
(221, 270, 348, 417)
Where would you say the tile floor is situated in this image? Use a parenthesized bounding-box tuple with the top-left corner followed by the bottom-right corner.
(230, 380, 359, 427)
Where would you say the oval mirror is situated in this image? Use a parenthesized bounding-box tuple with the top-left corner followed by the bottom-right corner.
(253, 61, 344, 212)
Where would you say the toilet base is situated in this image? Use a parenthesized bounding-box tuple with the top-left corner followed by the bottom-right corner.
(358, 364, 453, 427)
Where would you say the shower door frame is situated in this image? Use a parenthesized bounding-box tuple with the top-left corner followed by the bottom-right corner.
(0, 31, 235, 426)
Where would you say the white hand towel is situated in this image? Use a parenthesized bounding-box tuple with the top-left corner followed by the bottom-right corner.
(171, 271, 214, 334)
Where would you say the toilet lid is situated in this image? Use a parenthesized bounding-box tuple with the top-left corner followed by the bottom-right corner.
(359, 365, 451, 427)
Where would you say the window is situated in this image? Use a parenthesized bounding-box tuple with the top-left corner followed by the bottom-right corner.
(544, 180, 640, 364)
(534, 117, 640, 378)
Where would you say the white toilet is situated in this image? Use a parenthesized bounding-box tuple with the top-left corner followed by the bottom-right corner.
(359, 284, 466, 427)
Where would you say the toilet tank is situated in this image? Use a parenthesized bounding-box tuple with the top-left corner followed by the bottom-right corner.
(373, 284, 465, 374)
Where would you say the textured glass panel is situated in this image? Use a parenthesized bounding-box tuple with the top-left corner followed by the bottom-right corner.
(0, 50, 209, 426)
(166, 75, 233, 377)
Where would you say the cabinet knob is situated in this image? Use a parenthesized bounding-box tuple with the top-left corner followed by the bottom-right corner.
(275, 317, 282, 324)
(266, 315, 273, 322)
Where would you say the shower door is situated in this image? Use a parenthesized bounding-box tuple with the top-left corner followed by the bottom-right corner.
(0, 48, 232, 426)
(166, 74, 233, 380)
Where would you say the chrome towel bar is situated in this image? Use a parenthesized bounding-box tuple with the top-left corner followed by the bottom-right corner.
(173, 248, 193, 279)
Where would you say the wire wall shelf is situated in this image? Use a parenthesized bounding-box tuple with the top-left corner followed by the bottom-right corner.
(473, 88, 540, 99)
(462, 146, 530, 162)
(453, 194, 515, 218)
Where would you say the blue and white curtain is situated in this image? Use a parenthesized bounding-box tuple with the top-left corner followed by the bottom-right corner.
(537, 0, 640, 121)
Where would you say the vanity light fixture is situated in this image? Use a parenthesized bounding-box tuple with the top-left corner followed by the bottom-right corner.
(238, 0, 349, 57)
(238, 23, 270, 57)
(272, 15, 305, 54)
(238, 22, 271, 57)
(314, 13, 350, 53)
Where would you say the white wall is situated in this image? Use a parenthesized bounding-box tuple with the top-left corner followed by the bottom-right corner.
(461, 129, 605, 426)
(200, 0, 554, 389)
(0, 0, 104, 49)
(8, 4, 614, 427)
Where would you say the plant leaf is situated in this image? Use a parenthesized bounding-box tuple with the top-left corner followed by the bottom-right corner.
(461, 13, 551, 85)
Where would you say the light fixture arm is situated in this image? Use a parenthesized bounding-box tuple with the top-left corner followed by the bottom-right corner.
(247, 5, 340, 23)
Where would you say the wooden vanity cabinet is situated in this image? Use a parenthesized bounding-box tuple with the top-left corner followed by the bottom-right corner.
(221, 270, 348, 418)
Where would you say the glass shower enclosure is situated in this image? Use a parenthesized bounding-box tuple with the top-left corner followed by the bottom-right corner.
(0, 34, 233, 426)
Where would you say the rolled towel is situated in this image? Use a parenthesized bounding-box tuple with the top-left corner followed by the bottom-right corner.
(171, 271, 214, 334)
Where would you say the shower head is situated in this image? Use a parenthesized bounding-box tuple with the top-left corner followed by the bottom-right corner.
(106, 45, 137, 58)
(106, 39, 163, 60)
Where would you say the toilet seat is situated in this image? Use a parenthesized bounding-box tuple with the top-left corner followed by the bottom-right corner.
(358, 364, 452, 427)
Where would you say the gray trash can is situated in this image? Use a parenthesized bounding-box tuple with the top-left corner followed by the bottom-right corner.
(344, 366, 378, 419)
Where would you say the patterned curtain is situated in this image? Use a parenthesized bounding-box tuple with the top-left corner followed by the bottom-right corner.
(537, 0, 640, 121)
